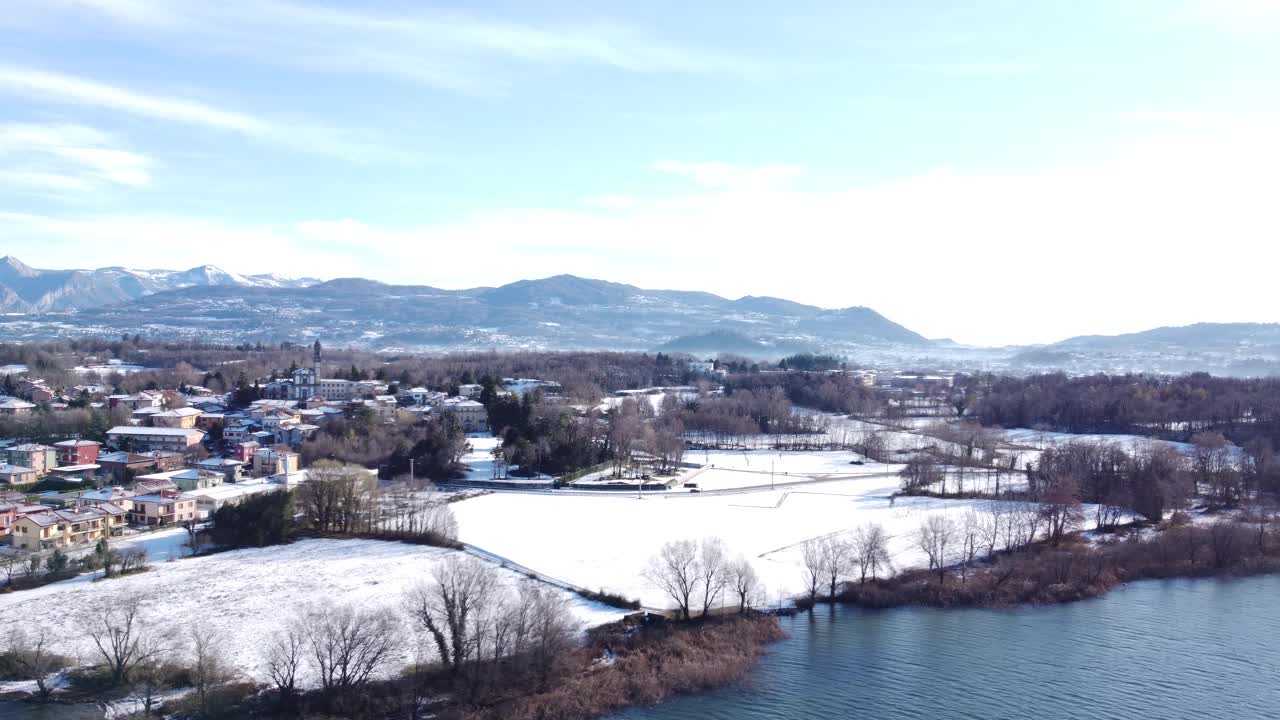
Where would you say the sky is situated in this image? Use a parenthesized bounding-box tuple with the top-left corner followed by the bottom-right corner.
(1, 0, 1278, 346)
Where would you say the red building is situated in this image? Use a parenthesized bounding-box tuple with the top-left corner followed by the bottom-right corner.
(54, 439, 102, 466)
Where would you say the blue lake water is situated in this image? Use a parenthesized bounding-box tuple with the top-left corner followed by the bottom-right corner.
(613, 576, 1280, 720)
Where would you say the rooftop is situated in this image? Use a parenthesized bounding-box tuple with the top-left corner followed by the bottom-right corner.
(107, 426, 205, 437)
(53, 439, 101, 448)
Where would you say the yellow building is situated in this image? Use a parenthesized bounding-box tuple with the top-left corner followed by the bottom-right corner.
(12, 505, 126, 551)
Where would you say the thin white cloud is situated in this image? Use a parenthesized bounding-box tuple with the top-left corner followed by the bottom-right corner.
(28, 0, 764, 94)
(0, 64, 271, 136)
(0, 123, 152, 193)
(0, 64, 396, 162)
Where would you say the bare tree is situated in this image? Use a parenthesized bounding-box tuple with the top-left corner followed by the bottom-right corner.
(1038, 475, 1084, 545)
(697, 538, 729, 617)
(5, 629, 65, 699)
(727, 555, 762, 613)
(190, 625, 237, 717)
(408, 556, 499, 672)
(84, 595, 163, 684)
(958, 511, 982, 584)
(182, 518, 201, 555)
(119, 548, 148, 574)
(520, 584, 576, 689)
(298, 461, 377, 534)
(799, 539, 823, 606)
(972, 504, 1003, 556)
(916, 515, 956, 584)
(129, 635, 171, 717)
(852, 523, 890, 583)
(302, 602, 399, 691)
(263, 622, 306, 705)
(0, 553, 21, 587)
(819, 536, 851, 602)
(645, 540, 700, 620)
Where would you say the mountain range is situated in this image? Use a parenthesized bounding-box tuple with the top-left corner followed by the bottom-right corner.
(0, 256, 1278, 374)
(0, 255, 317, 313)
(33, 272, 928, 355)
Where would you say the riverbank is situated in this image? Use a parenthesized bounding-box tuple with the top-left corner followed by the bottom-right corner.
(465, 613, 785, 720)
(0, 613, 784, 720)
(835, 515, 1280, 609)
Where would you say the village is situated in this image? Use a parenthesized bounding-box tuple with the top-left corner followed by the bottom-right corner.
(0, 340, 1272, 719)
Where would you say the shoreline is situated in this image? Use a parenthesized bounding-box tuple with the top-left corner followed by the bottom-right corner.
(830, 516, 1280, 611)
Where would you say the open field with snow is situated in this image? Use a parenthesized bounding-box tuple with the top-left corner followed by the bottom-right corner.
(0, 539, 623, 683)
(451, 452, 1044, 609)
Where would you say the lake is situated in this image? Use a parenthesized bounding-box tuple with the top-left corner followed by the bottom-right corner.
(614, 576, 1280, 720)
(6, 577, 1277, 719)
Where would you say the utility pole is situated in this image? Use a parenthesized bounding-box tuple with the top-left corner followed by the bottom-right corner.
(771, 460, 775, 491)
(409, 457, 414, 480)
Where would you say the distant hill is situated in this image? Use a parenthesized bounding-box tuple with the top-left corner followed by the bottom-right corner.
(654, 330, 815, 358)
(5, 259, 1276, 375)
(0, 256, 317, 313)
(0, 270, 930, 354)
(1052, 323, 1280, 353)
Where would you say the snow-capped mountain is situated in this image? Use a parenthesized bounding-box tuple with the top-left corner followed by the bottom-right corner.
(0, 256, 319, 313)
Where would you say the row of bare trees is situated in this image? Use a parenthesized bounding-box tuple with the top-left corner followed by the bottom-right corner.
(645, 539, 764, 619)
(291, 462, 460, 546)
(5, 556, 582, 715)
(257, 556, 578, 711)
(799, 526, 891, 604)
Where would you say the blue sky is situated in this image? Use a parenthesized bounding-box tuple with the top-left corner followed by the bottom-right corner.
(1, 0, 1278, 345)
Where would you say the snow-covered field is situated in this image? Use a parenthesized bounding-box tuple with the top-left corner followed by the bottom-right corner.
(0, 539, 623, 682)
(452, 463, 1022, 609)
(676, 449, 893, 492)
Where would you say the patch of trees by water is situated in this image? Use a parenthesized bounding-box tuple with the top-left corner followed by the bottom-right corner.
(969, 372, 1280, 443)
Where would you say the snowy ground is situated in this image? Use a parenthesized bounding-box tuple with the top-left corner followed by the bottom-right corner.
(457, 434, 553, 484)
(0, 539, 624, 683)
(460, 434, 500, 481)
(452, 458, 1042, 610)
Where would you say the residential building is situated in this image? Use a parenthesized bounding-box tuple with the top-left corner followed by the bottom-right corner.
(49, 465, 99, 482)
(189, 481, 281, 517)
(133, 477, 179, 494)
(253, 447, 299, 477)
(232, 441, 260, 464)
(0, 464, 38, 485)
(109, 392, 163, 411)
(0, 398, 35, 415)
(11, 505, 126, 551)
(8, 444, 56, 475)
(457, 383, 483, 399)
(0, 502, 16, 536)
(276, 423, 319, 447)
(54, 439, 102, 466)
(402, 387, 446, 406)
(196, 457, 244, 483)
(98, 451, 181, 483)
(74, 486, 137, 513)
(169, 468, 224, 492)
(152, 407, 203, 428)
(436, 397, 489, 433)
(106, 426, 206, 453)
(223, 422, 257, 444)
(128, 490, 198, 526)
(890, 374, 955, 390)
